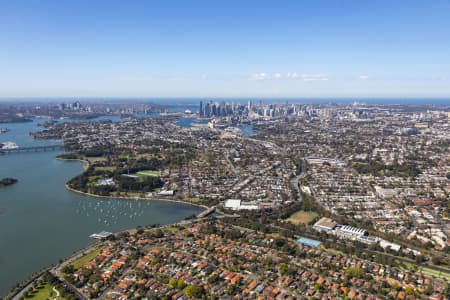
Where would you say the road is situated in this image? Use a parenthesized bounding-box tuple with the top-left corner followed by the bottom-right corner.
(224, 152, 239, 175)
(196, 206, 216, 218)
(290, 174, 302, 201)
(11, 275, 43, 300)
(50, 243, 102, 300)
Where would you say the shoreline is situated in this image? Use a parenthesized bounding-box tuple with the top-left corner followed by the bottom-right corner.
(55, 157, 87, 163)
(55, 156, 89, 169)
(65, 184, 209, 210)
(4, 210, 205, 300)
(4, 159, 208, 299)
(57, 155, 209, 210)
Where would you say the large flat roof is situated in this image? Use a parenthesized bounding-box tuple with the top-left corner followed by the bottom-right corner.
(314, 217, 337, 229)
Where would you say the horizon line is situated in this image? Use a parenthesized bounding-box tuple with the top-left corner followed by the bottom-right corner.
(1, 96, 450, 100)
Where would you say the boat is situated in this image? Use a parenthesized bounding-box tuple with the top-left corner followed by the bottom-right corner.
(0, 128, 9, 134)
(0, 142, 19, 150)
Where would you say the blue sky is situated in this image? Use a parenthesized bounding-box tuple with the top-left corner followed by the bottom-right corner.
(1, 0, 450, 98)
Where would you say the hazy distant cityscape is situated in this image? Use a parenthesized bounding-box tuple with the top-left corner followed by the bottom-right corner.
(1, 99, 449, 299)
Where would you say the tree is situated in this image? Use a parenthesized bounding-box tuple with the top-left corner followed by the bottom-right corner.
(176, 279, 185, 289)
(151, 229, 163, 238)
(431, 255, 442, 265)
(415, 254, 426, 264)
(345, 267, 364, 279)
(226, 284, 238, 295)
(62, 265, 75, 274)
(279, 263, 288, 275)
(185, 285, 204, 297)
(168, 278, 177, 288)
(207, 274, 219, 284)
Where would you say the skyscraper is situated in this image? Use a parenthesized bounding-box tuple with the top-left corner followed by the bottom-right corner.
(199, 101, 204, 117)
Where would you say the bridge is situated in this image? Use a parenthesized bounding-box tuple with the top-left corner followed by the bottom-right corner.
(0, 144, 63, 154)
(197, 206, 216, 218)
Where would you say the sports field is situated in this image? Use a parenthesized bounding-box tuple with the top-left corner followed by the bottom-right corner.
(136, 170, 160, 177)
(287, 210, 318, 225)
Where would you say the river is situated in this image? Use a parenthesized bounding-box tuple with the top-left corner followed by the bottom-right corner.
(0, 118, 203, 296)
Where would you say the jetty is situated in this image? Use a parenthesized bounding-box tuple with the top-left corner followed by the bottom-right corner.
(89, 231, 113, 239)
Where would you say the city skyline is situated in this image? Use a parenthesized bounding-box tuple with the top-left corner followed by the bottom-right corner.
(1, 0, 450, 98)
(1, 1, 450, 297)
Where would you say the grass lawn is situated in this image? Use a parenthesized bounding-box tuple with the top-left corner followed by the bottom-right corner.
(123, 192, 143, 197)
(25, 283, 64, 300)
(418, 267, 450, 281)
(69, 245, 106, 270)
(185, 197, 202, 203)
(118, 154, 135, 159)
(321, 245, 344, 255)
(136, 170, 160, 177)
(266, 232, 283, 239)
(95, 166, 116, 172)
(399, 260, 450, 281)
(286, 210, 318, 225)
(163, 227, 180, 233)
(136, 154, 155, 159)
(84, 156, 107, 163)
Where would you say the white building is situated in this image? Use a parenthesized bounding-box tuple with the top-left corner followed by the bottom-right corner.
(224, 199, 259, 210)
(379, 239, 401, 252)
(158, 190, 174, 196)
(337, 225, 368, 239)
(313, 217, 337, 232)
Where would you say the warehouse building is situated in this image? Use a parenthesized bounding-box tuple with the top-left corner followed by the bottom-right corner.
(313, 217, 338, 232)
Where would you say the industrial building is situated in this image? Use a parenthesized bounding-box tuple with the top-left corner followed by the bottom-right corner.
(313, 218, 377, 244)
(224, 199, 259, 210)
(313, 217, 337, 232)
(337, 225, 368, 239)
